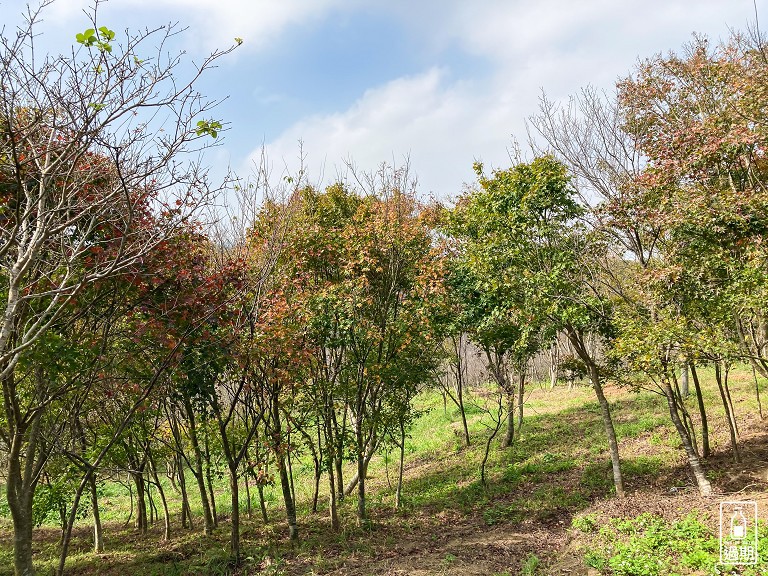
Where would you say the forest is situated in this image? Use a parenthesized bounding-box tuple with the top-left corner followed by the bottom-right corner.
(1, 2, 768, 576)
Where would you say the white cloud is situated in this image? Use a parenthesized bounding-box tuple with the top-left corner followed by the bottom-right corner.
(256, 68, 518, 197)
(28, 0, 356, 53)
(254, 0, 764, 198)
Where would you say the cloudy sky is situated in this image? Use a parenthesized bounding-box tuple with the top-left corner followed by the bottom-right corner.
(5, 0, 765, 197)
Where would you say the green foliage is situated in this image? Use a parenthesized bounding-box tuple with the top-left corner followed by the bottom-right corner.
(195, 119, 222, 138)
(76, 26, 115, 52)
(583, 513, 768, 576)
(521, 553, 540, 575)
(572, 513, 599, 533)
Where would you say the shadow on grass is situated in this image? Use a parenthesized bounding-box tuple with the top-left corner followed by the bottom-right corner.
(394, 389, 767, 531)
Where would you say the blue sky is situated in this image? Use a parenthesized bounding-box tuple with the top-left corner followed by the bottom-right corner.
(4, 0, 766, 197)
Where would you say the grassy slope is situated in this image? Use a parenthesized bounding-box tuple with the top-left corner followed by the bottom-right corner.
(1, 367, 767, 575)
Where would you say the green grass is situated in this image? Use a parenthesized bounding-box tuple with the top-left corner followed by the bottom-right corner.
(1, 367, 765, 575)
(583, 513, 768, 576)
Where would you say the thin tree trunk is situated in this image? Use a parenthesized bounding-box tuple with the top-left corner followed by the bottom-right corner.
(343, 437, 378, 496)
(567, 328, 624, 498)
(451, 334, 471, 446)
(325, 409, 340, 530)
(311, 457, 320, 513)
(177, 455, 192, 529)
(395, 422, 406, 508)
(203, 431, 218, 528)
(287, 434, 296, 513)
(457, 376, 470, 446)
(257, 484, 268, 524)
(355, 416, 367, 526)
(148, 453, 170, 541)
(589, 365, 625, 498)
(183, 398, 214, 534)
(175, 458, 191, 529)
(89, 476, 104, 553)
(244, 474, 252, 520)
(662, 376, 712, 496)
(680, 362, 689, 399)
(124, 481, 134, 527)
(516, 371, 525, 430)
(331, 406, 345, 501)
(278, 455, 298, 539)
(550, 343, 559, 389)
(133, 473, 147, 534)
(272, 396, 298, 539)
(481, 395, 504, 486)
(501, 393, 515, 448)
(753, 365, 764, 420)
(722, 364, 739, 437)
(715, 362, 741, 463)
(146, 481, 157, 525)
(311, 421, 321, 513)
(690, 364, 710, 458)
(334, 457, 344, 501)
(228, 466, 240, 562)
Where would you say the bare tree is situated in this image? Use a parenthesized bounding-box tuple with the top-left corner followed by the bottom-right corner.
(0, 2, 238, 574)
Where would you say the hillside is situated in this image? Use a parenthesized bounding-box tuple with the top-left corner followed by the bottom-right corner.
(2, 369, 766, 576)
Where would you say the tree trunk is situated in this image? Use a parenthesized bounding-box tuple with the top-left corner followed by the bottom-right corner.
(355, 416, 367, 525)
(203, 431, 218, 528)
(566, 328, 624, 498)
(457, 375, 470, 446)
(325, 409, 340, 530)
(176, 454, 193, 529)
(124, 481, 134, 527)
(146, 481, 157, 525)
(244, 474, 252, 520)
(278, 455, 298, 539)
(310, 421, 322, 513)
(311, 457, 321, 513)
(715, 362, 741, 463)
(133, 473, 147, 534)
(549, 343, 559, 389)
(662, 377, 712, 496)
(257, 484, 268, 524)
(7, 444, 36, 576)
(331, 407, 346, 501)
(148, 453, 170, 541)
(89, 476, 104, 553)
(287, 437, 296, 513)
(722, 364, 739, 437)
(5, 407, 42, 576)
(272, 397, 298, 540)
(334, 457, 344, 502)
(516, 371, 525, 430)
(183, 398, 215, 534)
(680, 362, 689, 399)
(395, 422, 406, 508)
(501, 393, 515, 448)
(11, 503, 34, 576)
(343, 436, 378, 496)
(180, 468, 192, 529)
(690, 364, 710, 458)
(481, 394, 504, 486)
(228, 466, 240, 562)
(589, 364, 625, 498)
(752, 365, 764, 420)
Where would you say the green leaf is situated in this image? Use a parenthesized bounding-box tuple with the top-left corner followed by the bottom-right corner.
(98, 26, 116, 40)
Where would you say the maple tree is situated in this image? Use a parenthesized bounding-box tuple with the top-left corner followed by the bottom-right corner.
(445, 156, 626, 496)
